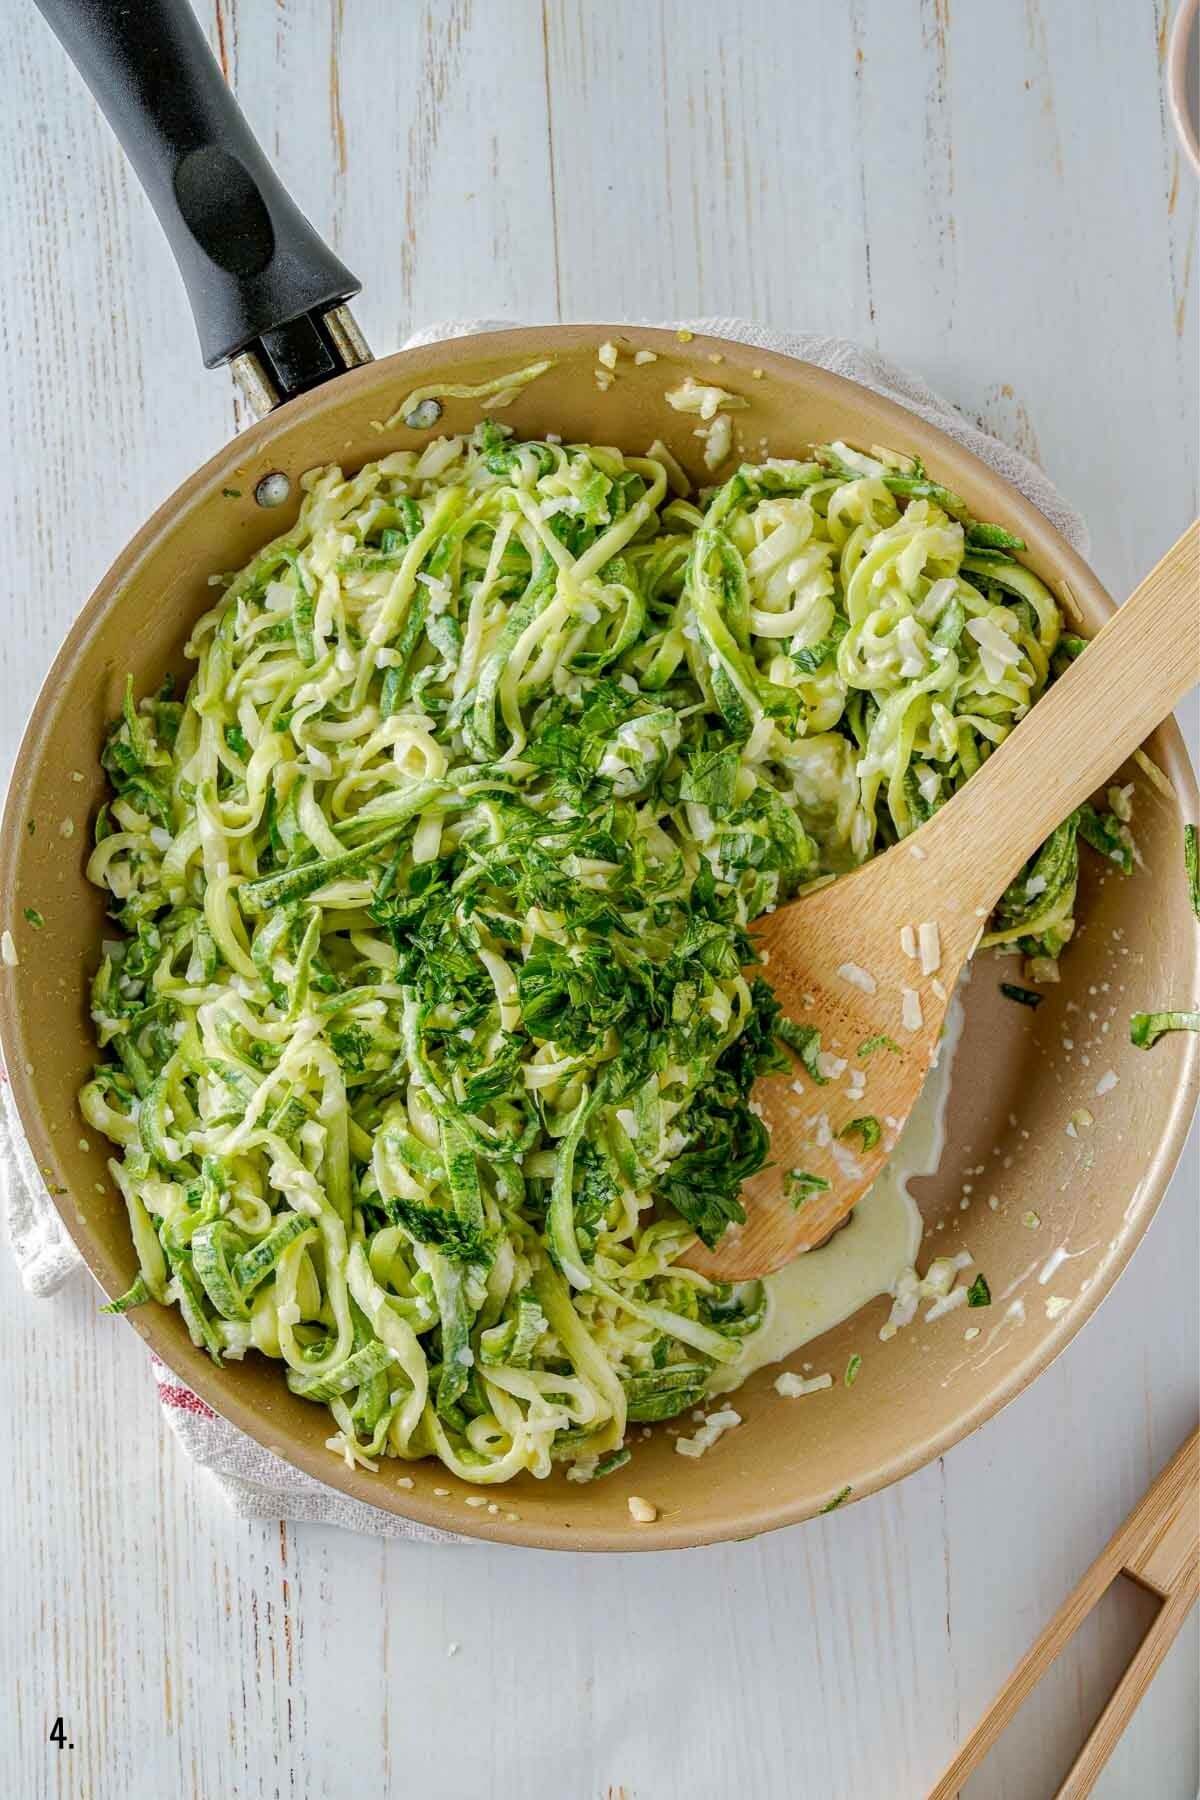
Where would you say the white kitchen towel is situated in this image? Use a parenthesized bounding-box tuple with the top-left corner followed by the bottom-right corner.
(0, 317, 1089, 1538)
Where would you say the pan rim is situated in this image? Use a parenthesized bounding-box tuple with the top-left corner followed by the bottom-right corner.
(2, 322, 1196, 1550)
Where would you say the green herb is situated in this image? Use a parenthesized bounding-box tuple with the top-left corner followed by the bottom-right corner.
(221, 486, 242, 499)
(329, 1023, 373, 1071)
(593, 1447, 633, 1479)
(790, 617, 848, 674)
(1130, 1010, 1200, 1049)
(1076, 803, 1134, 875)
(1000, 983, 1043, 1009)
(700, 1280, 766, 1339)
(857, 1033, 899, 1058)
(1084, 822, 1195, 1053)
(657, 1107, 768, 1247)
(838, 1116, 881, 1152)
(388, 1196, 493, 1266)
(818, 1484, 853, 1514)
(681, 744, 741, 812)
(966, 1273, 991, 1308)
(777, 1017, 828, 1084)
(786, 1169, 830, 1208)
(22, 907, 44, 929)
(844, 1353, 862, 1387)
(991, 816, 1079, 953)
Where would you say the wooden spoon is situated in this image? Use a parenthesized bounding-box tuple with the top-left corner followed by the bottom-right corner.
(686, 521, 1199, 1282)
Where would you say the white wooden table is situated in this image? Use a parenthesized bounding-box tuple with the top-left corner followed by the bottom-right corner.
(1, 3, 1196, 1796)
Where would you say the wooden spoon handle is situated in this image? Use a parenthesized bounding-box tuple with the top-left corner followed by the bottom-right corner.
(916, 521, 1199, 914)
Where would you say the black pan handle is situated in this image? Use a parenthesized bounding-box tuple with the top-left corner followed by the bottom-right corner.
(35, 0, 372, 411)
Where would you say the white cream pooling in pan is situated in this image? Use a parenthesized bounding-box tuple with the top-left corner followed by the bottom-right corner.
(711, 987, 967, 1395)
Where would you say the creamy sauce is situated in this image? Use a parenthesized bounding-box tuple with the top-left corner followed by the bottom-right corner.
(711, 987, 966, 1395)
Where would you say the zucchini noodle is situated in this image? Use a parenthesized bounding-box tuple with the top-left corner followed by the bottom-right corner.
(82, 425, 1122, 1481)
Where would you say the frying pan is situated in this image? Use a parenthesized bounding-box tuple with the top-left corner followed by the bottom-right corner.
(4, 0, 1196, 1550)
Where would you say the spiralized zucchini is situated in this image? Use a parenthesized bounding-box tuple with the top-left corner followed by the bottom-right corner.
(82, 424, 1119, 1482)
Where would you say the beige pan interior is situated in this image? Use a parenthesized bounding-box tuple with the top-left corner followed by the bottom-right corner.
(1, 325, 1196, 1551)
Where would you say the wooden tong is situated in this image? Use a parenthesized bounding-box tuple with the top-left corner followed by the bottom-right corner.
(931, 1426, 1199, 1799)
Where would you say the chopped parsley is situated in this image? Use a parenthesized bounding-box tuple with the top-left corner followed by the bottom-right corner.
(786, 1169, 830, 1208)
(329, 1023, 373, 1072)
(1000, 983, 1043, 1009)
(857, 1033, 900, 1058)
(593, 1447, 633, 1479)
(966, 1273, 991, 1308)
(1076, 802, 1134, 875)
(838, 1116, 881, 1151)
(1130, 1010, 1200, 1049)
(387, 1196, 493, 1267)
(1125, 832, 1200, 1049)
(844, 1353, 862, 1387)
(777, 1017, 828, 1085)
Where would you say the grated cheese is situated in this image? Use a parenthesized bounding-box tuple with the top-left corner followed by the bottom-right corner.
(702, 413, 733, 470)
(966, 613, 1024, 683)
(1038, 1246, 1070, 1285)
(664, 375, 748, 421)
(1107, 782, 1133, 822)
(774, 1371, 832, 1398)
(917, 921, 941, 976)
(675, 1407, 742, 1458)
